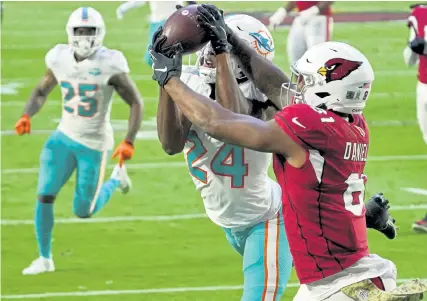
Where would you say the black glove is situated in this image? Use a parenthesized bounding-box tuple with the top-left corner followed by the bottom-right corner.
(196, 4, 230, 55)
(409, 36, 427, 56)
(149, 27, 183, 87)
(365, 192, 397, 240)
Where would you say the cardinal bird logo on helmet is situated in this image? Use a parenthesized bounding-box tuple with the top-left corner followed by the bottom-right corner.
(317, 58, 363, 83)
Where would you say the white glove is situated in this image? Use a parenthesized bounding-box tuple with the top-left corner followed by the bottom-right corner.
(298, 5, 320, 26)
(269, 7, 287, 31)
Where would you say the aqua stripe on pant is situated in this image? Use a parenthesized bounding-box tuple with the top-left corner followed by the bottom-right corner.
(223, 209, 292, 301)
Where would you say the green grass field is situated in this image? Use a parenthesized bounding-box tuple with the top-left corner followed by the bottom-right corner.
(1, 1, 427, 300)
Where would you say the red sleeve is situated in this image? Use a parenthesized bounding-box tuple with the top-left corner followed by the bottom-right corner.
(274, 104, 328, 150)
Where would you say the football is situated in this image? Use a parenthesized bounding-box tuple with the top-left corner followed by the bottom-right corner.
(161, 4, 210, 55)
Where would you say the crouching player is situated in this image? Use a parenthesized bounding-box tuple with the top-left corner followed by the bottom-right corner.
(15, 7, 143, 275)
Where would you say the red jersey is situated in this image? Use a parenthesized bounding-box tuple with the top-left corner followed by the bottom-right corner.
(273, 104, 370, 284)
(408, 5, 427, 84)
(296, 1, 332, 16)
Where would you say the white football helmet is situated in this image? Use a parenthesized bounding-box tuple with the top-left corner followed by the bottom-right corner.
(282, 41, 374, 115)
(66, 7, 106, 58)
(196, 14, 275, 84)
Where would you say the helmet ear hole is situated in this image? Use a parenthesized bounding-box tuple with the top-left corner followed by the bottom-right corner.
(315, 92, 330, 98)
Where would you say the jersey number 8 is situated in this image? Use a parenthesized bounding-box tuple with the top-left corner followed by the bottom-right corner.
(343, 173, 366, 216)
(60, 81, 98, 117)
(186, 130, 248, 188)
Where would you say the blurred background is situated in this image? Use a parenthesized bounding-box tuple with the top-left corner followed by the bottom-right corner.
(1, 1, 426, 300)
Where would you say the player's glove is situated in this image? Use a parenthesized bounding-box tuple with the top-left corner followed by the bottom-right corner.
(149, 26, 183, 87)
(409, 36, 427, 56)
(196, 4, 230, 55)
(365, 192, 397, 240)
(269, 7, 287, 31)
(112, 140, 134, 167)
(14, 114, 31, 135)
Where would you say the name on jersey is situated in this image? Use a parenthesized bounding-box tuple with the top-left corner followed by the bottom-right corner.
(343, 142, 368, 162)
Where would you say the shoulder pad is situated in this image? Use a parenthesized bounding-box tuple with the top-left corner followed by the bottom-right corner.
(97, 47, 130, 74)
(274, 104, 328, 149)
(45, 44, 69, 70)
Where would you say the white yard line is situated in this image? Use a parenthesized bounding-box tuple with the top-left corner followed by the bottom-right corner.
(0, 121, 419, 136)
(2, 154, 427, 175)
(1, 213, 207, 226)
(1, 204, 426, 226)
(0, 97, 158, 107)
(0, 92, 416, 108)
(366, 154, 427, 161)
(1, 279, 424, 299)
(1, 161, 186, 175)
(0, 129, 160, 140)
(1, 70, 416, 84)
(401, 187, 427, 196)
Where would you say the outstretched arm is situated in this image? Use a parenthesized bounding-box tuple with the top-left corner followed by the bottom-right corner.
(269, 1, 297, 31)
(109, 72, 143, 143)
(163, 77, 301, 158)
(157, 86, 192, 155)
(23, 69, 57, 117)
(228, 32, 289, 109)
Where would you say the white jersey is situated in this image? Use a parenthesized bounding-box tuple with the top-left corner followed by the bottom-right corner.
(181, 66, 281, 229)
(46, 44, 130, 151)
(149, 1, 183, 23)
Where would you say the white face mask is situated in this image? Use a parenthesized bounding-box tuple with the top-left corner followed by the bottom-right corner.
(72, 35, 97, 58)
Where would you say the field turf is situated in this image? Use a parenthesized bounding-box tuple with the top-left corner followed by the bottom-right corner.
(1, 1, 426, 300)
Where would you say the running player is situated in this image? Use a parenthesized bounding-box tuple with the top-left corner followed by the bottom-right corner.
(269, 1, 334, 65)
(403, 2, 427, 233)
(15, 7, 143, 275)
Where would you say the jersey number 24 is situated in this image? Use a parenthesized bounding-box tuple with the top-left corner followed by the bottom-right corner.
(60, 81, 98, 117)
(186, 130, 248, 188)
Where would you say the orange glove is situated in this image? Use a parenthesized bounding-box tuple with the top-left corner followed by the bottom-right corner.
(15, 114, 31, 135)
(112, 140, 134, 167)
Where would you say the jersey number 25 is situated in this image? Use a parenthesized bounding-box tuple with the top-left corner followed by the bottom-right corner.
(60, 81, 98, 117)
(185, 130, 248, 188)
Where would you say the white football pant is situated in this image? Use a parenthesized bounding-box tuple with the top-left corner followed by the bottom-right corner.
(417, 81, 427, 145)
(287, 15, 334, 65)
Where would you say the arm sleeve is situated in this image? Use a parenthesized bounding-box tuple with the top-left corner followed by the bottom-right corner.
(273, 104, 328, 150)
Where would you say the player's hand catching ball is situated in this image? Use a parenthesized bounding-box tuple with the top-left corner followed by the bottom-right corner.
(15, 114, 31, 135)
(149, 27, 183, 87)
(112, 140, 134, 167)
(196, 4, 230, 55)
(365, 192, 397, 240)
